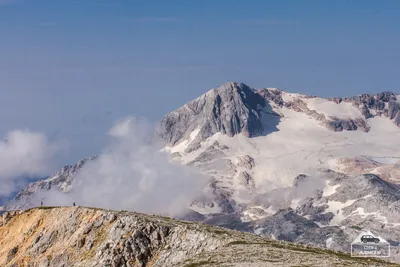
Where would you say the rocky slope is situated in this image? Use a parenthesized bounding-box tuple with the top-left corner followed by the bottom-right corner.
(0, 207, 397, 267)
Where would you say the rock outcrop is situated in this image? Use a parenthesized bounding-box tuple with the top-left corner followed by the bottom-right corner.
(157, 82, 269, 152)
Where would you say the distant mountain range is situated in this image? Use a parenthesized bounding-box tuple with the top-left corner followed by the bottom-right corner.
(5, 82, 400, 262)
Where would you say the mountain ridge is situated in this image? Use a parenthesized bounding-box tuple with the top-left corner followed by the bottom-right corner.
(0, 206, 397, 267)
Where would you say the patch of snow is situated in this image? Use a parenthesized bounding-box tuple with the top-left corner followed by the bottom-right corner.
(304, 97, 362, 119)
(164, 128, 201, 155)
(254, 227, 265, 235)
(189, 128, 200, 140)
(351, 208, 388, 224)
(326, 237, 333, 248)
(324, 199, 358, 225)
(369, 156, 400, 165)
(281, 92, 305, 103)
(322, 181, 340, 197)
(252, 205, 276, 214)
(241, 206, 277, 221)
(190, 202, 221, 215)
(361, 194, 373, 199)
(315, 221, 329, 228)
(290, 199, 300, 209)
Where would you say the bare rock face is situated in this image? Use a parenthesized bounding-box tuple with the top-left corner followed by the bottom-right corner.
(257, 88, 285, 107)
(342, 91, 400, 126)
(157, 82, 267, 152)
(324, 117, 370, 132)
(236, 155, 255, 170)
(388, 101, 400, 120)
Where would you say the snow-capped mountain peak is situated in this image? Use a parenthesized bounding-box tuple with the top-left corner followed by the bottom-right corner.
(5, 82, 400, 261)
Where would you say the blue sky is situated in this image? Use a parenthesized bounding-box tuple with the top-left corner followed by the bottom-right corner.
(0, 0, 399, 163)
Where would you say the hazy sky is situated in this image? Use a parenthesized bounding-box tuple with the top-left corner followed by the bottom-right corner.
(0, 0, 399, 164)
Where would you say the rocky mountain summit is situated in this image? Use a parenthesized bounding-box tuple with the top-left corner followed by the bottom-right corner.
(0, 207, 397, 267)
(157, 82, 274, 153)
(159, 83, 400, 148)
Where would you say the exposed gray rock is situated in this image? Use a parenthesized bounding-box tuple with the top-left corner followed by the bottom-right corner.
(360, 104, 373, 119)
(157, 82, 270, 153)
(324, 117, 370, 132)
(257, 88, 285, 107)
(388, 101, 400, 120)
(236, 155, 255, 170)
(237, 171, 255, 189)
(255, 209, 320, 242)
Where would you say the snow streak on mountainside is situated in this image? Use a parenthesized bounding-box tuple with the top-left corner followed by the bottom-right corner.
(5, 82, 400, 261)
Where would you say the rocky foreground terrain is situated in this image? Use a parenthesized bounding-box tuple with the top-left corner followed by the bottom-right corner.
(0, 207, 397, 267)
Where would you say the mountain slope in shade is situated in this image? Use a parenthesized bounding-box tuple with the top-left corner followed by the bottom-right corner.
(0, 207, 398, 267)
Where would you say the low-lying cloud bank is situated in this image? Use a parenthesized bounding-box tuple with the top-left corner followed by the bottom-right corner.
(0, 130, 64, 197)
(39, 117, 208, 216)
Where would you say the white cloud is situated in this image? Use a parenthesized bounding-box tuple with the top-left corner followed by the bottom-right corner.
(0, 130, 64, 196)
(41, 117, 208, 216)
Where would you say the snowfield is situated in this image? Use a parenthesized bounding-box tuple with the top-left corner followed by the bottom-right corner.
(303, 97, 363, 119)
(183, 108, 400, 192)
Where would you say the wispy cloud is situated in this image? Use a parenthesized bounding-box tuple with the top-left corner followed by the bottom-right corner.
(235, 19, 301, 26)
(0, 130, 66, 197)
(132, 17, 179, 23)
(36, 117, 208, 216)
